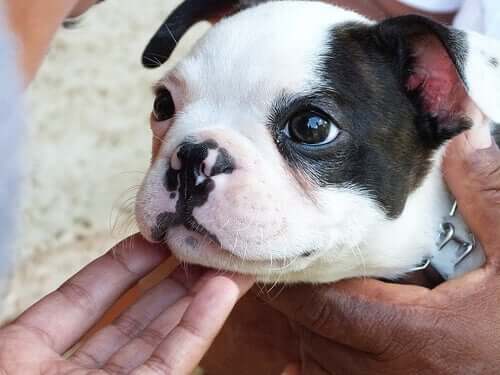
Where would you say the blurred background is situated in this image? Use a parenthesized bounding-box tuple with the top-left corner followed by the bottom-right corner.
(1, 0, 208, 322)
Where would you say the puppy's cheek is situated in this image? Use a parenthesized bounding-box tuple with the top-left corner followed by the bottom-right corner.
(190, 169, 315, 261)
(151, 136, 162, 161)
(150, 118, 173, 161)
(136, 153, 182, 242)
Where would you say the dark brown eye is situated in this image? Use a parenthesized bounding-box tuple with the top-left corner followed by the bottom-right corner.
(285, 111, 339, 145)
(153, 88, 175, 121)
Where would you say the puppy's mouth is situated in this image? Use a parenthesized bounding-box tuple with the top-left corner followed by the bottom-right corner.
(152, 211, 220, 247)
(161, 226, 319, 276)
(152, 160, 222, 245)
(152, 215, 318, 270)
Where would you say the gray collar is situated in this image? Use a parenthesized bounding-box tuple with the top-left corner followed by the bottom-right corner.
(410, 200, 486, 280)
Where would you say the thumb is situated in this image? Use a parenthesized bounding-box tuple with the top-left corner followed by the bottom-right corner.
(281, 363, 302, 375)
(263, 279, 429, 354)
(442, 124, 500, 264)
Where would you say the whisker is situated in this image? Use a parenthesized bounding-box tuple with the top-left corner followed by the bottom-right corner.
(351, 244, 367, 279)
(109, 183, 142, 237)
(164, 23, 178, 45)
(270, 283, 288, 301)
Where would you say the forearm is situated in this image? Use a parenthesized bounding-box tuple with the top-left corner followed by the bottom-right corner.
(4, 0, 81, 85)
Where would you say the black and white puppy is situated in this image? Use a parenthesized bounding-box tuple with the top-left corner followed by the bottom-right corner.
(135, 1, 500, 283)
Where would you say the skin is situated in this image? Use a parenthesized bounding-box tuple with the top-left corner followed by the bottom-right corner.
(4, 0, 98, 85)
(1, 2, 255, 373)
(0, 234, 254, 374)
(202, 122, 500, 375)
(3, 1, 487, 374)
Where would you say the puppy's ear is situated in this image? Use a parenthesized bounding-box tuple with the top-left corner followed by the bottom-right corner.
(376, 15, 500, 145)
(142, 0, 264, 68)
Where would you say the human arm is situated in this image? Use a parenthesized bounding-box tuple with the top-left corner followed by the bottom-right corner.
(272, 124, 500, 375)
(3, 0, 98, 85)
(0, 234, 254, 375)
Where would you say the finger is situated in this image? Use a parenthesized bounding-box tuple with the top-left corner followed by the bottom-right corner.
(102, 297, 191, 374)
(264, 278, 431, 353)
(443, 125, 500, 263)
(131, 273, 254, 375)
(298, 326, 376, 375)
(281, 363, 302, 375)
(70, 266, 203, 368)
(200, 288, 299, 375)
(301, 361, 330, 375)
(93, 266, 207, 371)
(15, 234, 170, 353)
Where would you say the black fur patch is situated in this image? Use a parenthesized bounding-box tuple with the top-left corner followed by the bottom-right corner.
(153, 140, 234, 242)
(492, 124, 500, 145)
(269, 19, 470, 218)
(212, 148, 235, 175)
(489, 57, 499, 68)
(142, 0, 266, 68)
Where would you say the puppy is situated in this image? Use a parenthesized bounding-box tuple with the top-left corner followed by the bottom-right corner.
(135, 1, 500, 283)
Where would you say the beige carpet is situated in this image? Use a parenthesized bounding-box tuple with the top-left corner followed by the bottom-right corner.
(2, 0, 208, 322)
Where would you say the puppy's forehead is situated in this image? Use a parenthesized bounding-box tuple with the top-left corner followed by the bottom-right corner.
(175, 2, 370, 99)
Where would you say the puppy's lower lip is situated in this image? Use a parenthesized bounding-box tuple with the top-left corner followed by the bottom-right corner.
(196, 240, 311, 264)
(151, 226, 167, 242)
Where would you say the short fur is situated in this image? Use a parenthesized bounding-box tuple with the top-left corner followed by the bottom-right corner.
(136, 1, 500, 283)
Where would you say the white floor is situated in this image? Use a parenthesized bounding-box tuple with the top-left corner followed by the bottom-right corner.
(2, 0, 208, 322)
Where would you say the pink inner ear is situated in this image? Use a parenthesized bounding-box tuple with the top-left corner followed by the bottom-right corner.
(406, 36, 468, 120)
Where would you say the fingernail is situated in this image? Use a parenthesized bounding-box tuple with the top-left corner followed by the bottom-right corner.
(466, 124, 492, 150)
(208, 272, 256, 297)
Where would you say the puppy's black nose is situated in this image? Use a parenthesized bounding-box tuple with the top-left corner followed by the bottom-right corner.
(166, 140, 235, 200)
(171, 140, 234, 177)
(175, 141, 211, 176)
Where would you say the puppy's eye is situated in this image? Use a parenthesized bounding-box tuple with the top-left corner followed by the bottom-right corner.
(153, 88, 175, 121)
(285, 111, 339, 145)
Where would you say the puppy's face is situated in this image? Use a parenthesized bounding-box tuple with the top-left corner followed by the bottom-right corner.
(136, 1, 500, 282)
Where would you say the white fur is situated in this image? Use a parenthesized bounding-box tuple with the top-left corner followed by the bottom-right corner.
(136, 1, 497, 283)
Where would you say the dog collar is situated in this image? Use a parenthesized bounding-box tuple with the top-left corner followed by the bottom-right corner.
(410, 199, 486, 280)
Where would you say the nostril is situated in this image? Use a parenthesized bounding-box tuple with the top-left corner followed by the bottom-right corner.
(169, 141, 235, 179)
(200, 161, 208, 177)
(210, 148, 235, 176)
(170, 149, 182, 170)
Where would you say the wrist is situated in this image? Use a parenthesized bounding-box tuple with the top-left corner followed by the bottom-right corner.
(4, 0, 80, 85)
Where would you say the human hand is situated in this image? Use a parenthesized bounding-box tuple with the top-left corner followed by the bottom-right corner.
(0, 234, 254, 375)
(201, 124, 500, 375)
(268, 124, 500, 375)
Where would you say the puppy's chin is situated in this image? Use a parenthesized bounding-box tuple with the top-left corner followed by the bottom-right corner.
(164, 226, 317, 279)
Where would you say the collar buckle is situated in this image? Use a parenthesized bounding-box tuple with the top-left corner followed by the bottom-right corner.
(409, 200, 478, 276)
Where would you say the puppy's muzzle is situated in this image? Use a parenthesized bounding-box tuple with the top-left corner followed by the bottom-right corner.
(151, 139, 235, 243)
(168, 139, 235, 200)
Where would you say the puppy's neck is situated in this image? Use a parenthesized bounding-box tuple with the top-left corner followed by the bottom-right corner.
(369, 117, 492, 280)
(368, 152, 450, 278)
